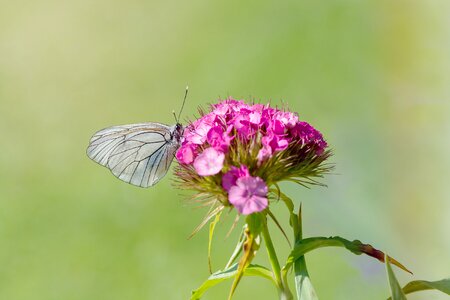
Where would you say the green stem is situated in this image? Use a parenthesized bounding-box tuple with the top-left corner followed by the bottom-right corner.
(262, 215, 293, 300)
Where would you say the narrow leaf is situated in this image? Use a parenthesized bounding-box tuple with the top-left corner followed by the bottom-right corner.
(272, 189, 299, 240)
(189, 205, 224, 239)
(295, 256, 318, 300)
(208, 211, 222, 273)
(267, 209, 291, 247)
(402, 278, 450, 295)
(385, 253, 407, 300)
(285, 236, 411, 274)
(224, 226, 246, 270)
(294, 203, 317, 300)
(225, 213, 240, 239)
(190, 263, 275, 300)
(387, 278, 450, 299)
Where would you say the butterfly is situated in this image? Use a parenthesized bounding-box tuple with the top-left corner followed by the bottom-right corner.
(86, 88, 188, 188)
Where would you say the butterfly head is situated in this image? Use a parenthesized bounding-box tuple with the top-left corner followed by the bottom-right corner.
(173, 123, 184, 143)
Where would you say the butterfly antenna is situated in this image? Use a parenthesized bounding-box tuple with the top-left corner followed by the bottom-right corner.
(177, 85, 189, 122)
(172, 110, 178, 123)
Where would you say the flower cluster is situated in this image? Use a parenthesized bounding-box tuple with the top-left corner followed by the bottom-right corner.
(175, 99, 330, 215)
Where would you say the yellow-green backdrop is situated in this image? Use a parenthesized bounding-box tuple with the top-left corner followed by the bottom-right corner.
(0, 1, 449, 299)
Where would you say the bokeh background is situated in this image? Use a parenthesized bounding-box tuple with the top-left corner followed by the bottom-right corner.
(0, 0, 449, 299)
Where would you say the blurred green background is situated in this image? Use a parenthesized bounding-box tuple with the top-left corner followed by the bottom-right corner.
(0, 0, 449, 299)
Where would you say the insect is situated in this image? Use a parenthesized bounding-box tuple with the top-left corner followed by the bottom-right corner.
(86, 87, 188, 188)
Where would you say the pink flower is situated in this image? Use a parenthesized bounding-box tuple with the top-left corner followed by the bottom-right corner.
(186, 114, 218, 144)
(262, 134, 289, 153)
(233, 109, 260, 138)
(228, 176, 268, 215)
(222, 165, 250, 191)
(176, 143, 197, 164)
(248, 111, 262, 125)
(257, 145, 272, 164)
(291, 121, 327, 154)
(193, 147, 225, 176)
(212, 99, 244, 116)
(184, 125, 209, 145)
(270, 119, 286, 135)
(232, 109, 250, 131)
(207, 126, 232, 153)
(274, 111, 298, 128)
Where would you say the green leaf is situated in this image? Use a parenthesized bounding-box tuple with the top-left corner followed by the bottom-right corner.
(267, 209, 291, 247)
(295, 256, 318, 300)
(270, 187, 299, 239)
(208, 211, 222, 273)
(224, 226, 246, 270)
(387, 278, 450, 299)
(385, 253, 407, 300)
(274, 194, 316, 300)
(190, 263, 275, 300)
(403, 278, 450, 295)
(292, 203, 317, 300)
(284, 236, 411, 275)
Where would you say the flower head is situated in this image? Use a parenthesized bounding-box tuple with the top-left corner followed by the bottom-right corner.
(174, 98, 331, 215)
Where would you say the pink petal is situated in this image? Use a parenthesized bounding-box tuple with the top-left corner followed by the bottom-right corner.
(175, 144, 196, 164)
(221, 165, 250, 191)
(193, 148, 225, 176)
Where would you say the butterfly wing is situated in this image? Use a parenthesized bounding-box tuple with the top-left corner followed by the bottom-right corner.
(87, 123, 180, 187)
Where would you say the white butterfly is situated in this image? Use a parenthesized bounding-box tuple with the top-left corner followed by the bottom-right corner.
(86, 88, 187, 188)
